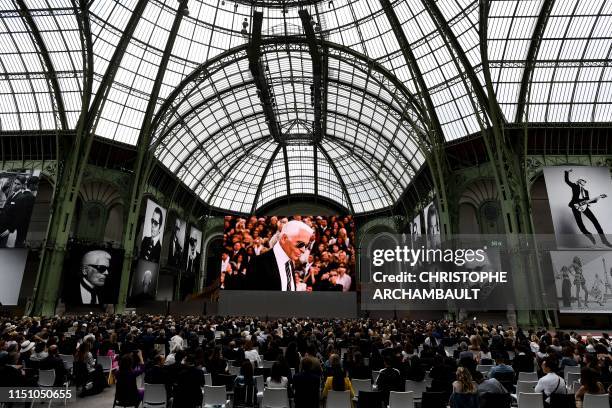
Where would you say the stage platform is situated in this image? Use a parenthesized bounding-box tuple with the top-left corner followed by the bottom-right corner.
(218, 290, 358, 318)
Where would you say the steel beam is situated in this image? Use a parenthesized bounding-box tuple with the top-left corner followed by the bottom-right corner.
(282, 145, 291, 196)
(379, 0, 453, 235)
(299, 9, 323, 143)
(206, 138, 272, 204)
(32, 0, 149, 316)
(515, 0, 555, 122)
(248, 11, 282, 143)
(116, 0, 189, 312)
(422, 0, 500, 124)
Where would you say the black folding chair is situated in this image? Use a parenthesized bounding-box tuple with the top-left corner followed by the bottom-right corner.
(356, 391, 384, 408)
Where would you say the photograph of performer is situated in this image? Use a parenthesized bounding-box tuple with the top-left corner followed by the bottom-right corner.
(559, 266, 572, 308)
(140, 206, 163, 263)
(565, 169, 612, 247)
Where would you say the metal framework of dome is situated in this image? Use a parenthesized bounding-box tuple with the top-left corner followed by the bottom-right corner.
(1, 0, 611, 214)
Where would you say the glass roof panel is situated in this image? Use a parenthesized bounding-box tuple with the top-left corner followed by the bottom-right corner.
(256, 146, 288, 208)
(395, 0, 482, 141)
(0, 2, 67, 130)
(321, 138, 394, 213)
(488, 0, 542, 120)
(209, 139, 276, 213)
(286, 144, 315, 195)
(2, 0, 612, 213)
(525, 0, 612, 122)
(315, 146, 349, 209)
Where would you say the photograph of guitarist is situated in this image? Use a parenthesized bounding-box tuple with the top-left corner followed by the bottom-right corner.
(565, 169, 612, 247)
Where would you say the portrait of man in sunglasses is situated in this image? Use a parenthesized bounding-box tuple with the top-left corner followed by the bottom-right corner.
(246, 220, 314, 291)
(64, 249, 111, 305)
(140, 205, 163, 263)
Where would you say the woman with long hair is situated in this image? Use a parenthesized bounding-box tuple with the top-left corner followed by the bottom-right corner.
(115, 351, 145, 405)
(285, 341, 302, 371)
(575, 367, 605, 408)
(267, 361, 288, 388)
(348, 351, 370, 380)
(243, 339, 261, 367)
(233, 359, 258, 407)
(450, 366, 478, 408)
(206, 345, 228, 377)
(452, 366, 477, 394)
(322, 354, 355, 400)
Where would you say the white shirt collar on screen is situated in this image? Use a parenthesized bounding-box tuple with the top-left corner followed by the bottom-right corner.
(273, 241, 293, 291)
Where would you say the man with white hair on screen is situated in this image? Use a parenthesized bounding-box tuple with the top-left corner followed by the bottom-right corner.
(64, 249, 111, 305)
(246, 219, 314, 291)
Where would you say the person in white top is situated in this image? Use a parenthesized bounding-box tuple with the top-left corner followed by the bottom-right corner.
(295, 273, 308, 292)
(336, 265, 351, 292)
(534, 356, 566, 404)
(243, 339, 261, 367)
(220, 252, 231, 275)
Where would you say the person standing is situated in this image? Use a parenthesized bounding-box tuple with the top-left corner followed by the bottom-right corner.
(564, 169, 612, 247)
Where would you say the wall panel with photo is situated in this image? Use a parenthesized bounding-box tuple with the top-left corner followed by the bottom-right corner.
(166, 216, 186, 269)
(425, 200, 441, 249)
(0, 248, 28, 305)
(0, 170, 41, 248)
(550, 250, 612, 313)
(544, 166, 612, 249)
(129, 259, 160, 302)
(140, 199, 167, 263)
(410, 212, 422, 249)
(185, 226, 202, 276)
(61, 243, 124, 306)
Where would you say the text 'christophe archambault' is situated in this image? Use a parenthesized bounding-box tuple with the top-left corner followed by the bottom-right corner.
(370, 246, 508, 300)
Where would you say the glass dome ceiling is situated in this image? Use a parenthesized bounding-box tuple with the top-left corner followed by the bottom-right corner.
(1, 0, 611, 213)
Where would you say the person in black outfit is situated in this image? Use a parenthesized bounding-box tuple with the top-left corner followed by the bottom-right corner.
(206, 346, 228, 381)
(284, 342, 301, 370)
(293, 356, 322, 408)
(564, 169, 612, 247)
(144, 354, 172, 400)
(348, 351, 371, 380)
(173, 354, 205, 408)
(376, 356, 403, 405)
(39, 345, 68, 387)
(115, 352, 145, 405)
(245, 220, 313, 291)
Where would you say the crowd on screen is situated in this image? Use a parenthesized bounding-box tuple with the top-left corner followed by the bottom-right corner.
(1, 314, 612, 407)
(219, 215, 356, 292)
